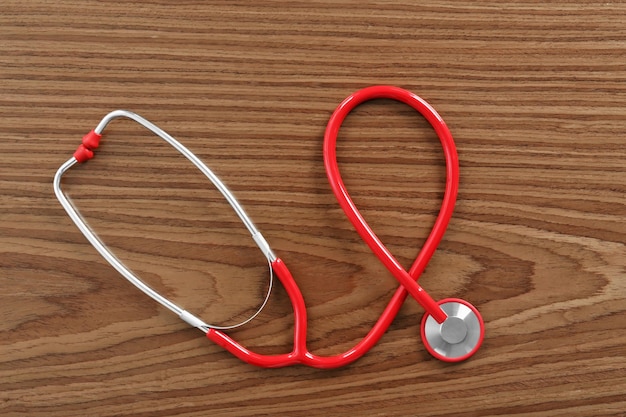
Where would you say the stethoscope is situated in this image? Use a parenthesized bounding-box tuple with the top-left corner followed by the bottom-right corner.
(54, 86, 484, 368)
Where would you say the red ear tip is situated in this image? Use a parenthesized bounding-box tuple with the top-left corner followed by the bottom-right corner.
(82, 130, 102, 150)
(73, 144, 94, 162)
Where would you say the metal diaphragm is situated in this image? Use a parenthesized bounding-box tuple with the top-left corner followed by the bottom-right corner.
(421, 299, 484, 362)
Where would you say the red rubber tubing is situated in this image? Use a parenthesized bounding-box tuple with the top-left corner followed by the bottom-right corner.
(323, 85, 457, 323)
(207, 86, 459, 368)
(207, 258, 406, 368)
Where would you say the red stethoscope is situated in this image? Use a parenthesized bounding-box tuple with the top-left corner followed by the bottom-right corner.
(54, 86, 484, 368)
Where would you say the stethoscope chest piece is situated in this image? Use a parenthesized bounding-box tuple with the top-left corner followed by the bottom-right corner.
(421, 298, 484, 362)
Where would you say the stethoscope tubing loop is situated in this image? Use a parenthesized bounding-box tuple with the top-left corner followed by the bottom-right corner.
(323, 85, 460, 323)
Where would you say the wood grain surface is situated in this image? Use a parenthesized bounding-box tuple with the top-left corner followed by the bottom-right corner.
(1, 1, 625, 416)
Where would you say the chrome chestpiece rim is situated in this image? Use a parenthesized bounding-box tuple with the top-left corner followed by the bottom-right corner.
(421, 298, 484, 362)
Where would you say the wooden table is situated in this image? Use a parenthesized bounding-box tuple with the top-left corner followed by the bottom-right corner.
(1, 1, 625, 416)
